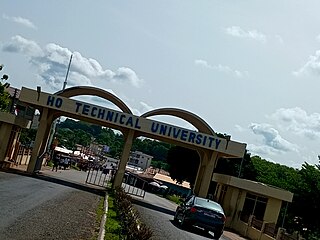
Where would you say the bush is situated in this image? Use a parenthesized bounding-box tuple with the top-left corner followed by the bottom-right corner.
(114, 187, 153, 240)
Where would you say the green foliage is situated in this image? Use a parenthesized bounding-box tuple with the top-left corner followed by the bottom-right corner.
(105, 193, 123, 239)
(215, 151, 257, 180)
(150, 159, 169, 171)
(166, 194, 184, 205)
(166, 146, 200, 187)
(0, 83, 10, 111)
(55, 118, 170, 161)
(251, 155, 301, 192)
(114, 187, 152, 240)
(19, 128, 37, 146)
(288, 162, 320, 234)
(0, 65, 11, 111)
(132, 139, 171, 162)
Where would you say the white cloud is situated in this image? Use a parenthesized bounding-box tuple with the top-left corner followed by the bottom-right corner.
(2, 35, 43, 57)
(2, 14, 37, 29)
(271, 107, 320, 139)
(234, 124, 246, 132)
(225, 26, 267, 43)
(249, 123, 298, 153)
(2, 35, 143, 90)
(195, 59, 248, 78)
(275, 35, 284, 44)
(247, 143, 279, 156)
(139, 101, 154, 113)
(293, 50, 320, 76)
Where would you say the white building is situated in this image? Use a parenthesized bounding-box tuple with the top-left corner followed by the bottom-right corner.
(128, 151, 153, 170)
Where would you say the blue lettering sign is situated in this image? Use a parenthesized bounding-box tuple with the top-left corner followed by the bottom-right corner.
(119, 114, 126, 124)
(188, 132, 196, 143)
(151, 122, 159, 132)
(159, 125, 167, 135)
(106, 111, 114, 121)
(196, 134, 202, 144)
(126, 117, 133, 127)
(47, 96, 63, 108)
(208, 137, 214, 148)
(82, 104, 90, 115)
(134, 119, 141, 129)
(75, 102, 82, 112)
(202, 136, 207, 146)
(114, 113, 119, 122)
(180, 130, 188, 141)
(47, 96, 55, 106)
(172, 128, 181, 138)
(91, 107, 97, 117)
(98, 109, 105, 119)
(215, 139, 222, 149)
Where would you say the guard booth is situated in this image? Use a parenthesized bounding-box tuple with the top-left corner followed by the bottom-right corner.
(0, 87, 34, 168)
(1, 86, 247, 198)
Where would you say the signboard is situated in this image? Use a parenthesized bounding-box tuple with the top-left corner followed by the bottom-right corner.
(19, 87, 246, 157)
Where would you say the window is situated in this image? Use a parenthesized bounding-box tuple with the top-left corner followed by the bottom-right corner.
(186, 196, 194, 205)
(218, 185, 227, 203)
(240, 193, 267, 221)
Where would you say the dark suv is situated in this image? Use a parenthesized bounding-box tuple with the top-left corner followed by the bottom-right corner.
(174, 196, 226, 239)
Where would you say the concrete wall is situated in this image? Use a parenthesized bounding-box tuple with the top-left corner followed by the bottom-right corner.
(264, 198, 281, 223)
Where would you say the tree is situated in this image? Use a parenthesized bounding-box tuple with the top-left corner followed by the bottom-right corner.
(166, 146, 200, 187)
(0, 64, 11, 111)
(214, 151, 257, 180)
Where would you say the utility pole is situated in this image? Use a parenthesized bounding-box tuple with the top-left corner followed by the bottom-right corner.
(47, 53, 73, 155)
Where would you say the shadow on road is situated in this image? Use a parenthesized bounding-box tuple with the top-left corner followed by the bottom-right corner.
(170, 219, 215, 239)
(1, 168, 106, 196)
(132, 198, 176, 216)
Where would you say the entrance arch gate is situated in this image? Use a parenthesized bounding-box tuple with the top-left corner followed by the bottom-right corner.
(18, 86, 246, 197)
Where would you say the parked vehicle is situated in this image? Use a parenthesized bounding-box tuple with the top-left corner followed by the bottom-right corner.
(174, 195, 226, 239)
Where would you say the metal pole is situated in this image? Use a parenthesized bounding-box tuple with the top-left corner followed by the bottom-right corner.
(238, 156, 244, 178)
(47, 53, 73, 156)
(62, 53, 73, 90)
(281, 201, 289, 228)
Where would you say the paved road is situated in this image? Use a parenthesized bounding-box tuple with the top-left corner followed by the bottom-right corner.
(132, 191, 230, 240)
(0, 169, 103, 240)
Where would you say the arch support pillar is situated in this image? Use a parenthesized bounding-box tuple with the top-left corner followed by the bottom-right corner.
(0, 123, 13, 162)
(27, 109, 53, 173)
(113, 129, 135, 188)
(194, 151, 218, 198)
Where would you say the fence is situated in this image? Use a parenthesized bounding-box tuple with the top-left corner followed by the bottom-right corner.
(121, 171, 147, 198)
(241, 215, 304, 240)
(85, 167, 112, 188)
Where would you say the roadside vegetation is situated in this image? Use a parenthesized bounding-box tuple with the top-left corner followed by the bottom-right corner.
(104, 192, 123, 239)
(104, 187, 152, 240)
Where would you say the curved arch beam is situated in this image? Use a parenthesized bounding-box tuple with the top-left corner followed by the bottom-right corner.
(141, 108, 216, 135)
(55, 86, 132, 114)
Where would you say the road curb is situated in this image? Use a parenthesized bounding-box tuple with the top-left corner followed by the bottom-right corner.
(98, 191, 108, 240)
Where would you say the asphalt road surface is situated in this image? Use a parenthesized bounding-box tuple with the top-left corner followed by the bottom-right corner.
(132, 191, 230, 240)
(0, 170, 103, 240)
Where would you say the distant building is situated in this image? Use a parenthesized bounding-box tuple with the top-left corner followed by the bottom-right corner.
(31, 114, 40, 129)
(128, 151, 153, 170)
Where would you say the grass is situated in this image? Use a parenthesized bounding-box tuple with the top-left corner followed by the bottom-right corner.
(166, 194, 184, 205)
(104, 192, 123, 240)
(91, 197, 105, 240)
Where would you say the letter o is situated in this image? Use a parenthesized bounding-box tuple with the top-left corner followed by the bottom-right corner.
(55, 98, 63, 108)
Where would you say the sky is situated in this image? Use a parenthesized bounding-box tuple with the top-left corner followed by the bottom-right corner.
(1, 1, 320, 169)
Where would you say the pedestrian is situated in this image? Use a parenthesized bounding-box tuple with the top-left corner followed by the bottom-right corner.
(52, 153, 59, 172)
